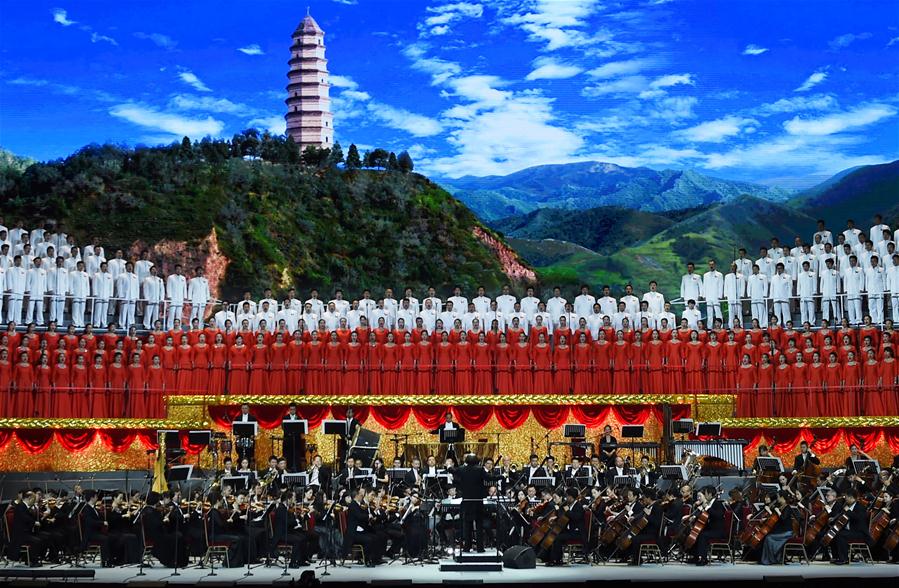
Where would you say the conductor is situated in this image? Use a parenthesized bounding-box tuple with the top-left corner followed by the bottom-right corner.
(451, 453, 494, 552)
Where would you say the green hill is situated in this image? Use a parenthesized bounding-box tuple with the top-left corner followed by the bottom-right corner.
(441, 161, 793, 221)
(0, 139, 530, 298)
(790, 160, 899, 229)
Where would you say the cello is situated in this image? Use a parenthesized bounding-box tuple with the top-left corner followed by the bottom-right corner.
(820, 509, 850, 547)
(538, 489, 587, 552)
(616, 507, 651, 551)
(741, 506, 781, 549)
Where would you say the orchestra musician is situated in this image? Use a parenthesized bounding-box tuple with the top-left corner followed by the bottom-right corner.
(791, 441, 820, 474)
(9, 491, 49, 566)
(636, 455, 656, 488)
(605, 456, 630, 487)
(525, 454, 548, 483)
(307, 454, 331, 493)
(685, 486, 726, 566)
(403, 457, 424, 489)
(339, 456, 363, 492)
(344, 487, 387, 567)
(830, 489, 872, 565)
(81, 490, 111, 567)
(759, 491, 800, 565)
(624, 487, 664, 565)
(600, 425, 619, 467)
(271, 490, 310, 568)
(544, 488, 586, 566)
(206, 491, 247, 567)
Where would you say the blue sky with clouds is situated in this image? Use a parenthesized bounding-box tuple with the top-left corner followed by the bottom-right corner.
(1, 0, 898, 188)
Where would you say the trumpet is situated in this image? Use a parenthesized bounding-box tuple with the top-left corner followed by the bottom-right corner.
(552, 464, 561, 473)
(508, 464, 519, 474)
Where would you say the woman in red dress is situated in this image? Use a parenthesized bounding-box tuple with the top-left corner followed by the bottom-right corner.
(304, 331, 324, 394)
(473, 332, 493, 396)
(175, 335, 193, 394)
(822, 352, 842, 417)
(270, 332, 290, 394)
(143, 333, 160, 365)
(399, 332, 417, 395)
(842, 351, 861, 416)
(553, 316, 572, 348)
(435, 331, 454, 395)
(227, 335, 249, 395)
(288, 332, 305, 393)
(323, 332, 344, 395)
(838, 335, 855, 365)
(553, 335, 572, 395)
(881, 347, 898, 415)
(611, 331, 631, 394)
(630, 335, 645, 393)
(756, 354, 774, 417)
(684, 332, 705, 393)
(773, 353, 792, 417)
(127, 353, 147, 418)
(644, 330, 665, 394)
(159, 336, 178, 393)
(107, 351, 127, 418)
(494, 332, 513, 395)
(248, 333, 270, 395)
(512, 332, 532, 395)
(70, 354, 89, 418)
(208, 333, 228, 395)
(366, 332, 383, 395)
(705, 331, 724, 394)
(345, 331, 364, 395)
(862, 349, 883, 416)
(806, 352, 825, 416)
(791, 355, 809, 418)
(416, 331, 434, 394)
(0, 349, 12, 416)
(146, 355, 165, 418)
(380, 332, 400, 394)
(593, 331, 612, 394)
(13, 351, 35, 418)
(531, 333, 553, 394)
(35, 353, 53, 417)
(454, 332, 473, 395)
(191, 334, 211, 395)
(529, 317, 549, 349)
(574, 317, 592, 346)
(665, 335, 684, 394)
(573, 332, 594, 394)
(736, 354, 756, 417)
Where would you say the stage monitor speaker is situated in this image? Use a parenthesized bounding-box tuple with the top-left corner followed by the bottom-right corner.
(502, 545, 536, 569)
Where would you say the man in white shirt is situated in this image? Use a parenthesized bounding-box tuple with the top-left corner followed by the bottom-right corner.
(642, 280, 665, 315)
(438, 301, 457, 333)
(419, 298, 438, 332)
(495, 285, 516, 316)
(611, 301, 631, 331)
(635, 300, 655, 331)
(865, 256, 886, 324)
(214, 299, 237, 331)
(115, 261, 140, 330)
(733, 248, 753, 277)
(888, 254, 899, 324)
(4, 255, 27, 324)
(546, 287, 567, 325)
(484, 300, 506, 331)
(303, 288, 324, 318)
(597, 285, 617, 318)
(586, 304, 605, 337)
(276, 299, 300, 333)
(723, 263, 745, 325)
(141, 266, 165, 329)
(65, 260, 89, 328)
(322, 301, 342, 332)
(519, 286, 540, 322)
(25, 257, 48, 325)
(843, 219, 862, 246)
(656, 302, 676, 331)
(255, 301, 276, 333)
(870, 214, 890, 245)
(358, 289, 377, 319)
(507, 302, 527, 332)
(165, 264, 187, 329)
(747, 264, 770, 328)
(471, 286, 491, 316)
(756, 247, 775, 279)
(236, 301, 256, 331)
(330, 290, 350, 317)
(573, 285, 595, 320)
(134, 250, 154, 284)
(533, 303, 553, 335)
(619, 284, 640, 317)
(396, 299, 417, 332)
(680, 263, 702, 306)
(769, 238, 785, 262)
(876, 231, 894, 262)
(461, 302, 480, 332)
(447, 286, 468, 317)
(702, 260, 725, 324)
(382, 288, 398, 327)
(770, 263, 793, 327)
(814, 219, 833, 246)
(402, 287, 419, 313)
(797, 261, 817, 326)
(819, 258, 842, 324)
(187, 266, 211, 321)
(842, 255, 865, 325)
(681, 299, 701, 330)
(91, 261, 114, 328)
(47, 256, 69, 326)
(106, 249, 126, 280)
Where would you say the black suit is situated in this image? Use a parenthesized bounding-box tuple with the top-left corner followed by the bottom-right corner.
(9, 502, 44, 563)
(627, 502, 664, 562)
(605, 466, 629, 487)
(81, 504, 110, 564)
(344, 501, 386, 564)
(548, 501, 586, 562)
(339, 466, 363, 491)
(792, 452, 820, 472)
(403, 467, 424, 489)
(691, 500, 727, 560)
(833, 502, 871, 562)
(451, 463, 494, 551)
(308, 464, 331, 493)
(206, 507, 246, 567)
(141, 507, 188, 567)
(282, 415, 306, 472)
(271, 503, 308, 566)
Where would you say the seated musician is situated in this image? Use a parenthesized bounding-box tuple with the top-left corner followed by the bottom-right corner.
(271, 491, 310, 568)
(437, 486, 461, 546)
(107, 492, 141, 565)
(806, 487, 841, 561)
(403, 457, 424, 488)
(206, 491, 247, 567)
(636, 455, 657, 488)
(339, 456, 363, 492)
(590, 455, 606, 489)
(625, 487, 664, 565)
(566, 456, 590, 484)
(307, 454, 331, 493)
(344, 487, 387, 567)
(220, 457, 237, 478)
(81, 490, 111, 567)
(9, 491, 49, 566)
(544, 455, 562, 487)
(685, 486, 726, 566)
(526, 454, 548, 483)
(605, 456, 629, 487)
(258, 455, 280, 488)
(831, 489, 872, 565)
(141, 492, 189, 567)
(759, 491, 800, 565)
(843, 444, 873, 471)
(791, 441, 820, 475)
(751, 444, 774, 474)
(545, 488, 586, 566)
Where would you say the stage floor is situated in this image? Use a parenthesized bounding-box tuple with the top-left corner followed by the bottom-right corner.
(3, 560, 897, 586)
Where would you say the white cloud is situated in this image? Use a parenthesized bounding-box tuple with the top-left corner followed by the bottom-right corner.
(502, 0, 605, 51)
(237, 44, 264, 56)
(888, 36, 899, 47)
(421, 2, 483, 36)
(367, 102, 443, 137)
(783, 103, 897, 136)
(525, 58, 583, 80)
(828, 32, 872, 49)
(676, 116, 758, 143)
(178, 71, 211, 92)
(758, 94, 839, 114)
(134, 32, 177, 50)
(651, 96, 698, 121)
(52, 8, 76, 26)
(586, 57, 660, 78)
(404, 43, 463, 85)
(649, 73, 694, 88)
(169, 94, 257, 116)
(329, 74, 359, 89)
(248, 115, 287, 135)
(91, 32, 118, 46)
(341, 90, 372, 101)
(582, 75, 649, 96)
(109, 103, 224, 137)
(742, 44, 768, 55)
(795, 71, 827, 92)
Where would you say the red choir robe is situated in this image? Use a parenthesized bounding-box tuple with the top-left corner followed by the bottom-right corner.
(472, 342, 493, 396)
(512, 342, 532, 395)
(572, 342, 594, 395)
(553, 344, 572, 395)
(494, 342, 513, 395)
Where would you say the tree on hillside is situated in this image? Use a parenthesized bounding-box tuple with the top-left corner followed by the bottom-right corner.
(367, 148, 389, 170)
(346, 144, 361, 169)
(398, 151, 414, 173)
(327, 142, 345, 168)
(302, 146, 330, 167)
(387, 152, 398, 171)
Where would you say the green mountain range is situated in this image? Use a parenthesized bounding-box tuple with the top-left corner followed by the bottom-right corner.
(441, 161, 793, 221)
(0, 141, 530, 298)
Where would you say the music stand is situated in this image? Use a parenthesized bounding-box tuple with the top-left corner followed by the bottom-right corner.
(221, 475, 249, 492)
(167, 464, 193, 484)
(756, 457, 783, 473)
(439, 428, 465, 444)
(621, 425, 644, 438)
(673, 419, 694, 435)
(563, 424, 586, 438)
(322, 420, 347, 497)
(282, 473, 308, 489)
(851, 459, 880, 474)
(387, 468, 410, 485)
(232, 422, 258, 438)
(282, 419, 308, 472)
(530, 476, 553, 488)
(659, 465, 688, 480)
(188, 430, 212, 446)
(613, 475, 635, 487)
(695, 422, 722, 437)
